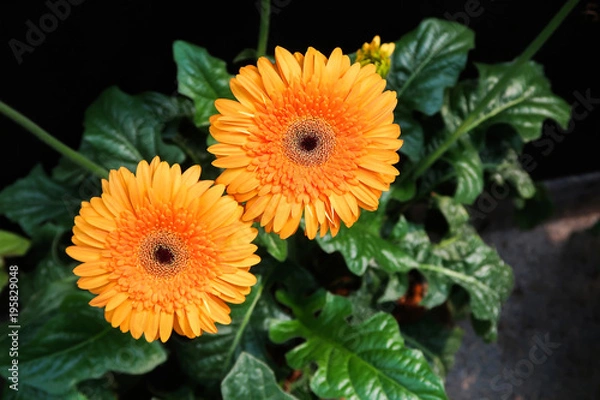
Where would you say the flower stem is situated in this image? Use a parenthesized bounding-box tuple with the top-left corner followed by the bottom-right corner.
(256, 0, 270, 58)
(0, 101, 109, 179)
(399, 0, 580, 184)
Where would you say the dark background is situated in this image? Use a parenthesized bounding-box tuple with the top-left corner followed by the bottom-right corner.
(0, 0, 598, 192)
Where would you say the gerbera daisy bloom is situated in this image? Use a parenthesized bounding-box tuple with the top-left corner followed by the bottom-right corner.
(355, 35, 396, 78)
(208, 46, 402, 239)
(65, 157, 259, 342)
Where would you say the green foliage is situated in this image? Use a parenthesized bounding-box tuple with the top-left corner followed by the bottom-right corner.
(395, 108, 424, 162)
(0, 231, 30, 263)
(0, 165, 80, 236)
(270, 290, 447, 400)
(174, 268, 289, 385)
(387, 18, 475, 115)
(443, 138, 484, 204)
(492, 149, 536, 200)
(316, 192, 418, 276)
(0, 230, 30, 291)
(173, 40, 235, 127)
(256, 227, 289, 262)
(60, 87, 187, 175)
(442, 62, 571, 142)
(221, 353, 297, 400)
(0, 282, 167, 396)
(0, 13, 573, 400)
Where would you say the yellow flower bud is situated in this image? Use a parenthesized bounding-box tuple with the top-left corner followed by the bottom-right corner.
(355, 35, 396, 78)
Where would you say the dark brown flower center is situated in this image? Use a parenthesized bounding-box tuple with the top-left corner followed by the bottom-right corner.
(154, 245, 175, 264)
(139, 231, 188, 278)
(283, 118, 335, 166)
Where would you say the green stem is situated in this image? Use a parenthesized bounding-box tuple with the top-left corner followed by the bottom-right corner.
(256, 0, 270, 58)
(399, 0, 580, 184)
(221, 264, 276, 376)
(0, 101, 109, 179)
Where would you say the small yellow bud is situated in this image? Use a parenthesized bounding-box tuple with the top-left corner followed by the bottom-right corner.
(355, 35, 396, 78)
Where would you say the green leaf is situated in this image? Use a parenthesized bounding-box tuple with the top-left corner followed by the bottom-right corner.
(174, 270, 289, 384)
(16, 278, 83, 342)
(444, 137, 483, 204)
(432, 196, 513, 326)
(233, 48, 259, 64)
(342, 269, 403, 326)
(392, 180, 417, 202)
(0, 230, 30, 259)
(377, 272, 410, 305)
(388, 18, 474, 115)
(395, 108, 424, 161)
(173, 40, 234, 127)
(0, 165, 78, 236)
(27, 259, 74, 309)
(316, 192, 416, 275)
(353, 268, 409, 312)
(52, 90, 188, 184)
(74, 87, 185, 173)
(0, 288, 167, 396)
(0, 271, 6, 292)
(77, 377, 118, 400)
(492, 148, 536, 199)
(333, 272, 463, 378)
(221, 352, 297, 400)
(387, 219, 450, 308)
(12, 223, 73, 307)
(315, 198, 418, 276)
(269, 290, 448, 400)
(0, 231, 30, 288)
(137, 91, 195, 123)
(440, 79, 475, 134)
(433, 194, 470, 230)
(256, 226, 288, 262)
(442, 62, 571, 142)
(387, 197, 513, 338)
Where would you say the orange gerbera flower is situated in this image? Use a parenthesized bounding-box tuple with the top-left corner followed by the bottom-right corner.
(208, 46, 403, 239)
(66, 157, 259, 342)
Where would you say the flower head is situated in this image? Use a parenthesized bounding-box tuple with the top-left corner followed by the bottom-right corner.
(208, 46, 402, 239)
(66, 157, 259, 342)
(355, 35, 396, 77)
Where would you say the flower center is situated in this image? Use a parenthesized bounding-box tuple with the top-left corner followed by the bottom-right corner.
(139, 231, 188, 279)
(282, 118, 335, 166)
(154, 245, 175, 264)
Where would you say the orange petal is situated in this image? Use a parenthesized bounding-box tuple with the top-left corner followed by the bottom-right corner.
(159, 312, 174, 342)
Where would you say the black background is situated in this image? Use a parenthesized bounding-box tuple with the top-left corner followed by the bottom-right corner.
(0, 0, 598, 192)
